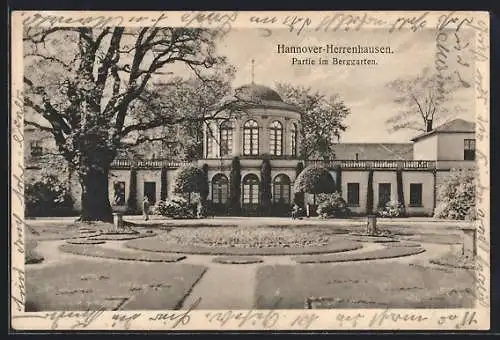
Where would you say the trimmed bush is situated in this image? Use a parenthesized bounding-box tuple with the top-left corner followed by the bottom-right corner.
(293, 162, 305, 209)
(434, 168, 476, 220)
(316, 192, 350, 218)
(127, 168, 138, 214)
(171, 165, 206, 197)
(154, 196, 196, 219)
(294, 166, 335, 195)
(229, 157, 242, 215)
(160, 166, 168, 200)
(366, 170, 374, 214)
(25, 175, 74, 217)
(260, 158, 272, 216)
(378, 200, 404, 218)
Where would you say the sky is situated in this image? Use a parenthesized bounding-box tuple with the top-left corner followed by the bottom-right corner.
(215, 28, 476, 143)
(24, 27, 477, 144)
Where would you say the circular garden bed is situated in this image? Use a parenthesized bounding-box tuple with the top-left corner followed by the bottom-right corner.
(125, 226, 361, 255)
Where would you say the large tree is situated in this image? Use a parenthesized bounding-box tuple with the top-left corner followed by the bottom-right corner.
(275, 83, 351, 161)
(385, 66, 469, 133)
(23, 27, 238, 222)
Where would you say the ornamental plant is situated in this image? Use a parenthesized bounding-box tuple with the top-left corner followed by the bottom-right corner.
(154, 196, 196, 219)
(25, 175, 73, 217)
(316, 192, 350, 218)
(434, 168, 476, 220)
(378, 200, 404, 218)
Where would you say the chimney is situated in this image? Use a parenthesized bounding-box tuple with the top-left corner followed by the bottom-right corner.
(426, 119, 433, 132)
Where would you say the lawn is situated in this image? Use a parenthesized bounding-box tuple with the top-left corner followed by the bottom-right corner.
(254, 263, 475, 309)
(26, 260, 207, 311)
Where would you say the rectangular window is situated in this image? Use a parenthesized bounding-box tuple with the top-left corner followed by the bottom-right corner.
(464, 139, 475, 160)
(30, 140, 43, 157)
(378, 183, 391, 207)
(144, 182, 157, 205)
(347, 183, 360, 206)
(409, 183, 423, 206)
(206, 134, 214, 158)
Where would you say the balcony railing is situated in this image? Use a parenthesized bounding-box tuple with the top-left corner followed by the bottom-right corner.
(110, 158, 436, 170)
(111, 159, 190, 169)
(306, 159, 436, 170)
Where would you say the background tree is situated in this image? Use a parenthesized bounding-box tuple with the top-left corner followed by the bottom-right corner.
(23, 27, 238, 221)
(385, 66, 470, 133)
(275, 83, 351, 161)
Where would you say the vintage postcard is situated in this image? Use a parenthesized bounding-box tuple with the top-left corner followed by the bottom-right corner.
(10, 11, 490, 331)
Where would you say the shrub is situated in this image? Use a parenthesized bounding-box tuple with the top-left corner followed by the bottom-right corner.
(171, 165, 206, 196)
(229, 157, 242, 215)
(316, 192, 350, 218)
(294, 166, 336, 195)
(154, 196, 196, 219)
(25, 175, 73, 217)
(378, 200, 404, 218)
(434, 169, 476, 220)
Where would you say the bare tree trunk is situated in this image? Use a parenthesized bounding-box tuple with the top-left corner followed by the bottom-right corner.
(79, 165, 113, 222)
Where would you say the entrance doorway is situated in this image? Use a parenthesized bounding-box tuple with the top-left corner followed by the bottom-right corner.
(144, 182, 157, 205)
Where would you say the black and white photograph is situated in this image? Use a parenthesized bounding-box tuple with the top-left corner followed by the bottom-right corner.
(11, 11, 490, 330)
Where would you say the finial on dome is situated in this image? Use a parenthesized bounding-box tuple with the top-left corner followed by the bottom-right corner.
(251, 59, 255, 84)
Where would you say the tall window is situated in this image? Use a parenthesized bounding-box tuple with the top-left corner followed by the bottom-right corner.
(243, 120, 259, 156)
(242, 174, 260, 204)
(219, 121, 233, 157)
(464, 139, 476, 160)
(269, 120, 283, 156)
(290, 123, 298, 156)
(212, 174, 229, 204)
(30, 140, 43, 157)
(273, 174, 291, 204)
(409, 183, 423, 206)
(378, 183, 391, 207)
(347, 183, 360, 206)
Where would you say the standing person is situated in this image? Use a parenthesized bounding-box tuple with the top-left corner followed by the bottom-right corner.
(143, 195, 150, 221)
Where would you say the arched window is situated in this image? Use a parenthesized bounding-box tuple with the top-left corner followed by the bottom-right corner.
(243, 120, 259, 156)
(212, 174, 229, 204)
(219, 121, 233, 157)
(291, 123, 298, 157)
(242, 174, 260, 204)
(273, 174, 291, 204)
(269, 121, 283, 156)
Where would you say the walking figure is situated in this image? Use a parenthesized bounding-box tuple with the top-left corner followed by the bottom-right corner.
(143, 196, 150, 221)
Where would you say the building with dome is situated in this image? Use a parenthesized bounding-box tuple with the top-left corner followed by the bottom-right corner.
(24, 82, 477, 218)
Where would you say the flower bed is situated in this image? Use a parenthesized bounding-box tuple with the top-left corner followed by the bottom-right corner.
(155, 226, 350, 249)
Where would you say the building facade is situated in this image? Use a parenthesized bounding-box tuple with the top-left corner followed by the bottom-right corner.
(25, 84, 477, 217)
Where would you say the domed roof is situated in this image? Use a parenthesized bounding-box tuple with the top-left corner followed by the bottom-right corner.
(235, 83, 283, 102)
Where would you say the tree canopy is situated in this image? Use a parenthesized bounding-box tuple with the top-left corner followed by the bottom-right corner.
(294, 166, 336, 195)
(23, 27, 238, 221)
(385, 66, 470, 133)
(275, 83, 351, 161)
(171, 165, 207, 195)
